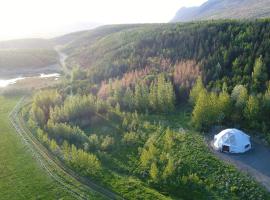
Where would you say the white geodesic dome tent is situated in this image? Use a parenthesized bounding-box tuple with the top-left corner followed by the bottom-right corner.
(213, 129, 251, 153)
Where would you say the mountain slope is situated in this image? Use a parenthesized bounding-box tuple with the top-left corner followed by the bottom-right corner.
(172, 0, 270, 22)
(0, 39, 58, 78)
(57, 20, 270, 91)
(0, 38, 53, 49)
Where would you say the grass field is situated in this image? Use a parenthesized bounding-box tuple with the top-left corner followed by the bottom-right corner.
(0, 95, 75, 200)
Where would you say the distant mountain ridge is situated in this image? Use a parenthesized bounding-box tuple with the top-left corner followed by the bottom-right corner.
(172, 0, 270, 22)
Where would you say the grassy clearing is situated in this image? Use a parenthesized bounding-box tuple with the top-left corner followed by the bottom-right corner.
(0, 95, 74, 200)
(142, 105, 192, 130)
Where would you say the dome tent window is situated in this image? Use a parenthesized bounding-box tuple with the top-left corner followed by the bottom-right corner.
(213, 129, 251, 153)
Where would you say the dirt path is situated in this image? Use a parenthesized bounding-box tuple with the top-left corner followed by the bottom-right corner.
(54, 46, 70, 76)
(208, 136, 270, 192)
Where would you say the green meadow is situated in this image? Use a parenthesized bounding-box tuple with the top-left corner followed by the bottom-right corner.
(0, 95, 74, 200)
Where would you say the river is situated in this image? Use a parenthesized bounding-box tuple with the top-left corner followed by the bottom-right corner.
(0, 73, 60, 88)
(0, 47, 68, 88)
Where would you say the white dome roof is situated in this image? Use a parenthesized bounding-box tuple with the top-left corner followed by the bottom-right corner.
(213, 129, 251, 153)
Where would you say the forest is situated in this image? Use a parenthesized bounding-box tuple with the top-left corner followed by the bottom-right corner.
(24, 20, 270, 199)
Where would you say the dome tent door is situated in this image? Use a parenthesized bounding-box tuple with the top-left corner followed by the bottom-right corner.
(222, 145, 230, 152)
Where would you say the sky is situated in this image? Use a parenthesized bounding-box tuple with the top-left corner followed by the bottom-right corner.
(0, 0, 207, 40)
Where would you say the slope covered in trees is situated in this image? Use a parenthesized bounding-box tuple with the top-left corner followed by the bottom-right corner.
(58, 20, 270, 92)
(171, 0, 270, 22)
(0, 39, 58, 77)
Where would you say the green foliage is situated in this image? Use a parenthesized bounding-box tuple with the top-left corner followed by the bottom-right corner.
(191, 80, 270, 134)
(31, 90, 61, 126)
(251, 57, 268, 92)
(149, 74, 175, 112)
(50, 94, 100, 126)
(231, 84, 248, 122)
(31, 103, 46, 127)
(100, 135, 115, 151)
(244, 95, 261, 129)
(46, 120, 88, 146)
(122, 131, 139, 146)
(189, 77, 205, 105)
(68, 144, 102, 177)
(88, 134, 100, 150)
(71, 66, 87, 82)
(134, 82, 149, 111)
(149, 162, 159, 182)
(231, 85, 248, 109)
(192, 87, 232, 130)
(192, 90, 212, 130)
(162, 158, 175, 179)
(108, 74, 176, 113)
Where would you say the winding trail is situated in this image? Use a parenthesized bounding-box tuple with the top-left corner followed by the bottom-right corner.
(9, 98, 123, 199)
(54, 46, 70, 76)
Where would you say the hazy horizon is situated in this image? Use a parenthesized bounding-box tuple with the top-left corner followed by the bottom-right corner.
(0, 0, 207, 41)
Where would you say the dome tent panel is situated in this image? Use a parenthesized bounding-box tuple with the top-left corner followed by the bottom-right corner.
(213, 129, 251, 153)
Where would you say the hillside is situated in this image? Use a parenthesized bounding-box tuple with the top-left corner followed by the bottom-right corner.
(57, 20, 270, 91)
(0, 39, 59, 78)
(171, 0, 270, 22)
(0, 38, 53, 49)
